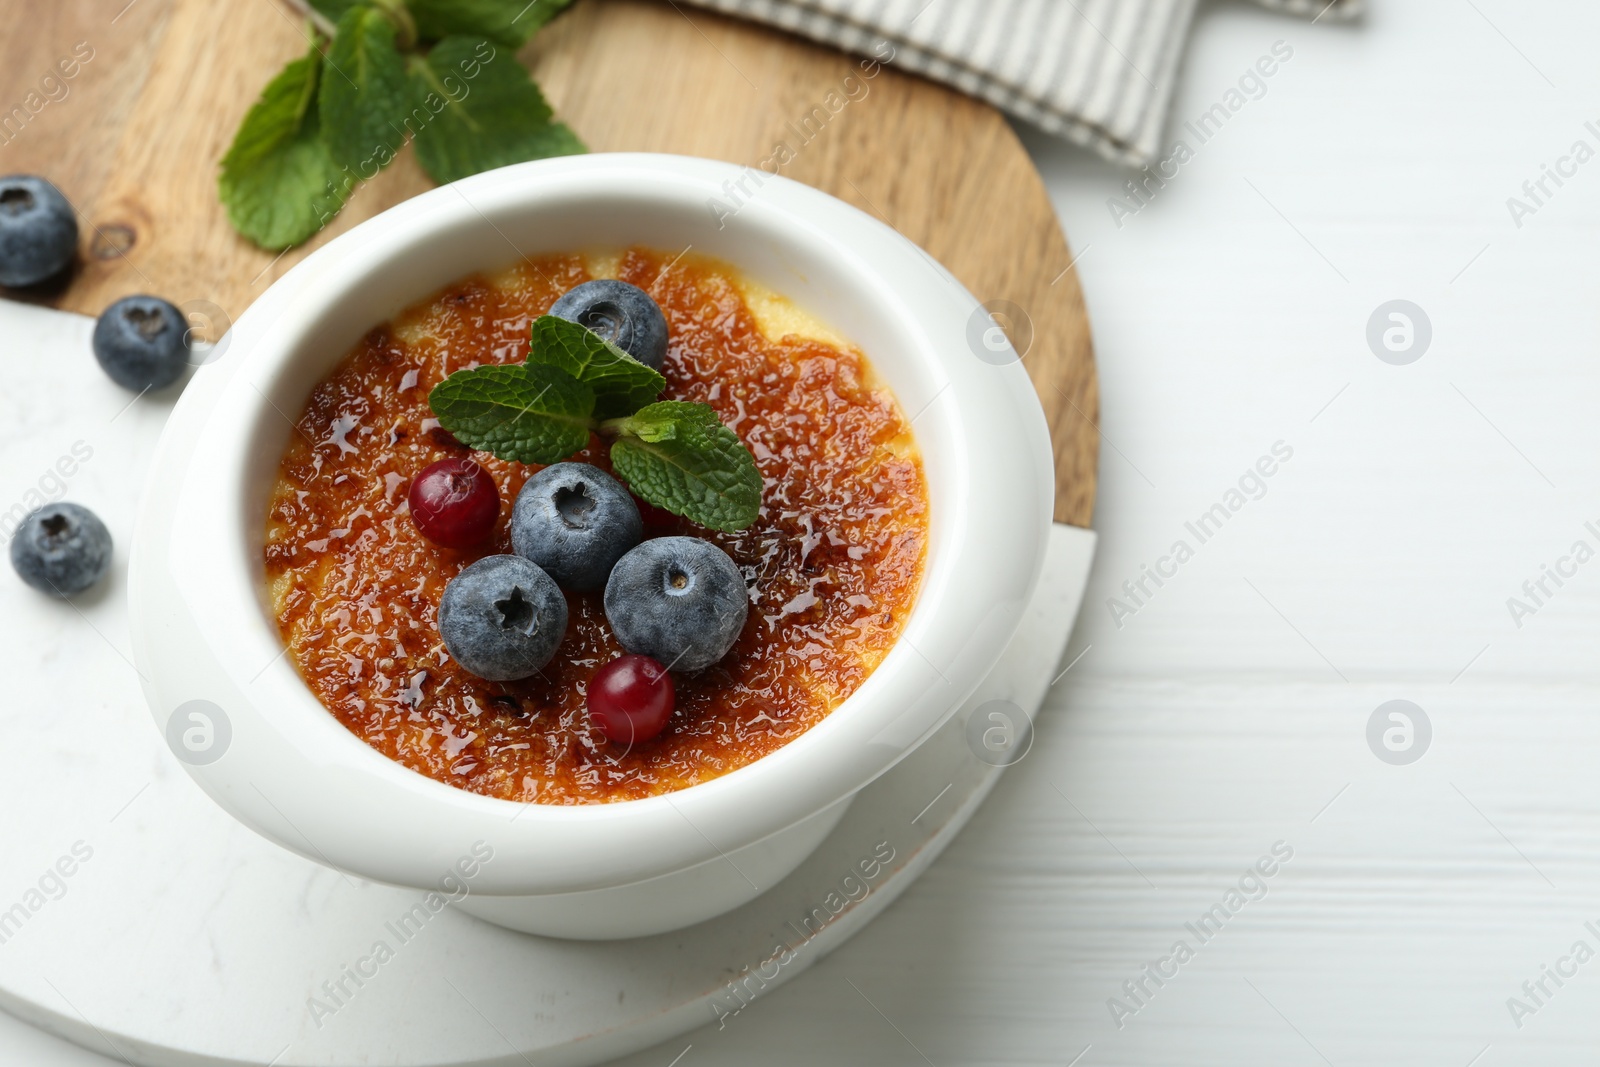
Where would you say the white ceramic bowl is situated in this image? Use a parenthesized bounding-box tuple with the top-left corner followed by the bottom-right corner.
(128, 153, 1052, 939)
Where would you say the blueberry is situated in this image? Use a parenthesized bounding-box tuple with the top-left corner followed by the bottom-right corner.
(549, 279, 669, 370)
(92, 295, 190, 392)
(0, 176, 77, 287)
(604, 537, 747, 672)
(511, 462, 641, 591)
(10, 502, 112, 597)
(438, 555, 567, 681)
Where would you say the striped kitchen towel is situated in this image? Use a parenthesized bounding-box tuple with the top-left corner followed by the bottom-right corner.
(678, 0, 1362, 165)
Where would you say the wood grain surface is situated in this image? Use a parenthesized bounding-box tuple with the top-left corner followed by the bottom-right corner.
(0, 0, 1097, 525)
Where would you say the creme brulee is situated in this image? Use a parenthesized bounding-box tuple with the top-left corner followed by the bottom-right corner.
(264, 247, 928, 804)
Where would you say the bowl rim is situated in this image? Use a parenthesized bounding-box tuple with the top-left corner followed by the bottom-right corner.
(130, 152, 1053, 894)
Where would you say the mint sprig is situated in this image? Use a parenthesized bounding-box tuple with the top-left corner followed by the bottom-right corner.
(531, 315, 667, 419)
(427, 361, 594, 463)
(221, 0, 583, 250)
(218, 46, 349, 250)
(405, 0, 575, 47)
(408, 36, 585, 186)
(429, 315, 764, 531)
(318, 6, 411, 173)
(608, 403, 764, 533)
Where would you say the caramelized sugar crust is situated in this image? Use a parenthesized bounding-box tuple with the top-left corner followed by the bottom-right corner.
(265, 249, 927, 803)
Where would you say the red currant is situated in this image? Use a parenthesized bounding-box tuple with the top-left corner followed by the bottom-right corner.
(588, 654, 675, 745)
(409, 458, 499, 548)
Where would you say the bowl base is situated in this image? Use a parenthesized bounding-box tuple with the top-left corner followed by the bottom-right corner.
(456, 794, 854, 939)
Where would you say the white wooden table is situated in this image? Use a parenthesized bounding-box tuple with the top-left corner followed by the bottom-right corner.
(7, 0, 1599, 1063)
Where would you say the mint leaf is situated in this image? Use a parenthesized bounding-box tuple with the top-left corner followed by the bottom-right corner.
(218, 48, 348, 251)
(529, 315, 665, 419)
(408, 36, 585, 186)
(318, 5, 411, 173)
(429, 362, 595, 463)
(308, 0, 362, 22)
(609, 402, 763, 531)
(511, 119, 585, 157)
(408, 0, 578, 46)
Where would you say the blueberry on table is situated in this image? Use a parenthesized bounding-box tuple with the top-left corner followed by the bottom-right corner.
(603, 537, 748, 672)
(0, 175, 77, 287)
(549, 279, 669, 370)
(438, 555, 567, 681)
(92, 296, 190, 392)
(587, 654, 675, 745)
(409, 458, 500, 549)
(511, 462, 642, 591)
(10, 502, 112, 597)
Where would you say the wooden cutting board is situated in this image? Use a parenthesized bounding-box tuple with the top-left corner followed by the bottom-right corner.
(0, 0, 1096, 525)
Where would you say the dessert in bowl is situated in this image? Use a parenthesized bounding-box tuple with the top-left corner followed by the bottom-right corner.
(129, 154, 1052, 938)
(266, 247, 929, 804)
